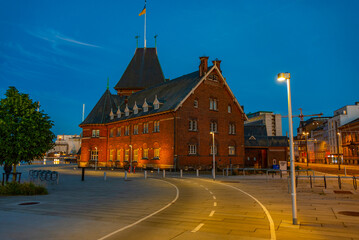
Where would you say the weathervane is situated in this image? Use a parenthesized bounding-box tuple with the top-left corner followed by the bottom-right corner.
(135, 35, 140, 48)
(154, 34, 158, 48)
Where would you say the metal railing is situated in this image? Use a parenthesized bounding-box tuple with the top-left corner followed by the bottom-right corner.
(29, 170, 59, 184)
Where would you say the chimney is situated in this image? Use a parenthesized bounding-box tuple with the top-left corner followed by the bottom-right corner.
(199, 56, 209, 77)
(212, 58, 222, 72)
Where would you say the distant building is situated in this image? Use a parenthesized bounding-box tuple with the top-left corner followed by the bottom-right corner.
(244, 125, 288, 168)
(339, 117, 359, 165)
(295, 117, 330, 163)
(79, 48, 246, 170)
(47, 135, 81, 155)
(311, 122, 330, 164)
(245, 111, 282, 136)
(328, 102, 359, 159)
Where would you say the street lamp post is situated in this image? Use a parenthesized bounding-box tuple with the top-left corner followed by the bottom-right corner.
(210, 132, 215, 180)
(277, 72, 298, 225)
(337, 132, 341, 170)
(95, 147, 98, 171)
(303, 132, 309, 167)
(129, 145, 133, 173)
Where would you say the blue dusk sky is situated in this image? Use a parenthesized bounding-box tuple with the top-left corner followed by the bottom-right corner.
(1, 0, 358, 136)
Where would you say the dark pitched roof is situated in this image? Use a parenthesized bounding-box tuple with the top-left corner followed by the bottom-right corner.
(245, 136, 288, 147)
(244, 125, 267, 136)
(80, 70, 201, 125)
(81, 89, 124, 125)
(114, 48, 165, 90)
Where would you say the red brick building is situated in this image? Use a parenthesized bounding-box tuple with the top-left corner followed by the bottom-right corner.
(79, 48, 246, 169)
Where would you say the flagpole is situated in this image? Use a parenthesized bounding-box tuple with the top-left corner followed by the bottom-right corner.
(144, 5, 146, 48)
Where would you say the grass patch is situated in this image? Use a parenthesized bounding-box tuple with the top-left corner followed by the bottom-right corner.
(0, 182, 48, 196)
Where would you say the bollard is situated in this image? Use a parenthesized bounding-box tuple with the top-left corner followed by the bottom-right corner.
(180, 169, 183, 178)
(57, 173, 60, 184)
(243, 169, 245, 176)
(313, 171, 316, 184)
(226, 167, 229, 176)
(344, 167, 347, 176)
(163, 169, 166, 178)
(338, 176, 342, 189)
(266, 170, 268, 181)
(196, 169, 199, 177)
(324, 175, 327, 189)
(309, 175, 312, 188)
(353, 176, 357, 190)
(222, 169, 225, 176)
(104, 172, 107, 181)
(124, 171, 127, 180)
(280, 170, 283, 179)
(158, 168, 160, 174)
(81, 167, 85, 181)
(144, 171, 147, 179)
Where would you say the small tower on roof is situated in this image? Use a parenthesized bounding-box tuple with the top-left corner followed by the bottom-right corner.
(114, 48, 165, 97)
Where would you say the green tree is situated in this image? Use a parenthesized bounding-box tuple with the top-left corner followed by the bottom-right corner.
(0, 87, 55, 181)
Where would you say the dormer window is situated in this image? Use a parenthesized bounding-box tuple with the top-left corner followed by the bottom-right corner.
(143, 98, 149, 112)
(133, 101, 139, 114)
(116, 107, 121, 118)
(153, 95, 160, 110)
(125, 104, 130, 117)
(109, 109, 114, 120)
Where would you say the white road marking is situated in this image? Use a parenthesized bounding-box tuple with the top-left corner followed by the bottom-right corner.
(209, 191, 213, 194)
(214, 181, 276, 240)
(214, 202, 217, 207)
(205, 187, 209, 191)
(97, 179, 179, 240)
(191, 223, 205, 233)
(213, 196, 216, 200)
(209, 210, 215, 217)
(200, 184, 204, 187)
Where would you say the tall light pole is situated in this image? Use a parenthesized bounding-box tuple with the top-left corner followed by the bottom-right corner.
(210, 131, 215, 180)
(303, 132, 309, 167)
(129, 145, 133, 173)
(95, 147, 98, 171)
(277, 72, 298, 225)
(336, 132, 341, 170)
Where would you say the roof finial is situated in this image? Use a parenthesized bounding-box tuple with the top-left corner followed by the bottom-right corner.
(154, 34, 158, 48)
(107, 77, 109, 90)
(135, 35, 139, 48)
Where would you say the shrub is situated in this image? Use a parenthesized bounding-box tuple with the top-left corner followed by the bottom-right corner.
(0, 182, 48, 196)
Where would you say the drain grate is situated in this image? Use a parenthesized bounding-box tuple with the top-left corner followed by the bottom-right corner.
(334, 190, 353, 194)
(18, 202, 40, 206)
(338, 211, 359, 217)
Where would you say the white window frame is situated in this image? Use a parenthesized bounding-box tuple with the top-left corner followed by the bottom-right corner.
(154, 121, 160, 132)
(154, 148, 160, 159)
(143, 122, 149, 134)
(90, 149, 98, 160)
(210, 145, 218, 155)
(143, 148, 149, 159)
(228, 105, 232, 113)
(228, 146, 235, 156)
(134, 125, 138, 135)
(210, 121, 218, 133)
(194, 99, 198, 108)
(188, 145, 197, 155)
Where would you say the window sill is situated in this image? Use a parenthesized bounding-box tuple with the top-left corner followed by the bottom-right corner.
(142, 158, 149, 160)
(152, 158, 160, 160)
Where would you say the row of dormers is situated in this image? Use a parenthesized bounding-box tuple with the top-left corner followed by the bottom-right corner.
(109, 95, 162, 120)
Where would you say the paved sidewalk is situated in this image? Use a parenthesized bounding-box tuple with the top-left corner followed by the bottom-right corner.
(1, 165, 359, 240)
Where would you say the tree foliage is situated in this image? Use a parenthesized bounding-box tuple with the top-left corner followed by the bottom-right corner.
(0, 87, 55, 168)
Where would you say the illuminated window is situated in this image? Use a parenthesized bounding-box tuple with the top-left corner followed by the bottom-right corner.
(143, 148, 149, 159)
(228, 146, 235, 156)
(109, 149, 114, 160)
(188, 145, 197, 155)
(117, 127, 121, 137)
(134, 149, 138, 161)
(153, 121, 160, 132)
(125, 149, 129, 161)
(154, 148, 160, 159)
(90, 149, 98, 160)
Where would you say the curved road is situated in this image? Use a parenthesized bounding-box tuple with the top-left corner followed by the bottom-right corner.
(100, 177, 274, 240)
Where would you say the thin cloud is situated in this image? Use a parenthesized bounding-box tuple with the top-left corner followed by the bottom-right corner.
(27, 28, 101, 48)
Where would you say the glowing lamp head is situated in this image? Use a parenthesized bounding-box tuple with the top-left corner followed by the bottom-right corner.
(277, 72, 290, 82)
